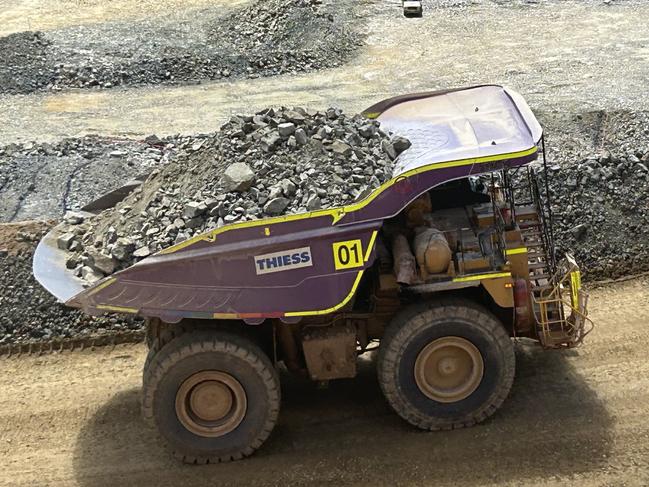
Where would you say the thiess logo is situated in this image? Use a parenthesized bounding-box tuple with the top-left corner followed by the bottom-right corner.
(254, 247, 313, 275)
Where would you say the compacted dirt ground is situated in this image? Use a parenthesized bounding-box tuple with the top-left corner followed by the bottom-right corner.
(0, 0, 252, 36)
(1, 277, 648, 486)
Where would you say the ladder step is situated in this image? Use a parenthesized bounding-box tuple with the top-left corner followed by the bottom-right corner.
(518, 222, 540, 229)
(530, 273, 550, 280)
(514, 204, 537, 213)
(528, 255, 547, 261)
(532, 284, 554, 292)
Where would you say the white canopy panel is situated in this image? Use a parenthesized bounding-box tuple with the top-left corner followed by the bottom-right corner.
(376, 85, 543, 177)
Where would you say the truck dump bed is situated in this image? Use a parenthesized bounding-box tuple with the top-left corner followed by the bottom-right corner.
(34, 85, 542, 322)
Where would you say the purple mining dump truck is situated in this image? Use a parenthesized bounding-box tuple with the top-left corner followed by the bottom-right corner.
(34, 85, 592, 463)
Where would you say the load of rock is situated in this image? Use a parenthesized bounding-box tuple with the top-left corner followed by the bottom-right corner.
(56, 106, 410, 281)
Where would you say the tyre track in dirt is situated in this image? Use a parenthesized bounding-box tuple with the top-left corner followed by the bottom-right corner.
(0, 277, 647, 486)
(6, 160, 47, 222)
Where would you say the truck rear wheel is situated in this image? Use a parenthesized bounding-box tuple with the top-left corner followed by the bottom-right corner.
(377, 299, 515, 430)
(142, 330, 280, 463)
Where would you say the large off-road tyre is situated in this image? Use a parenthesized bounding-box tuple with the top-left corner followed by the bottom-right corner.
(142, 321, 193, 382)
(143, 320, 245, 383)
(377, 299, 515, 430)
(142, 330, 280, 463)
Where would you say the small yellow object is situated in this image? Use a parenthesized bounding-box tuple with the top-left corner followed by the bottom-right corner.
(570, 270, 581, 308)
(332, 239, 364, 270)
(264, 227, 270, 236)
(505, 247, 527, 256)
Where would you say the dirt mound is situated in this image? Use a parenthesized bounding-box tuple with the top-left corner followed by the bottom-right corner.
(0, 220, 51, 256)
(0, 32, 51, 94)
(0, 222, 141, 345)
(208, 0, 359, 73)
(0, 0, 361, 94)
(0, 136, 173, 223)
(536, 110, 649, 280)
(545, 150, 649, 280)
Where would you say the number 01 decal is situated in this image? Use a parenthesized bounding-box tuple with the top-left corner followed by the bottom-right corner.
(332, 239, 364, 270)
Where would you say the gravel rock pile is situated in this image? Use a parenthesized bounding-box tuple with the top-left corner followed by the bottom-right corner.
(0, 223, 141, 345)
(0, 0, 361, 94)
(544, 149, 649, 280)
(0, 32, 52, 94)
(0, 136, 174, 222)
(207, 0, 359, 75)
(56, 107, 408, 280)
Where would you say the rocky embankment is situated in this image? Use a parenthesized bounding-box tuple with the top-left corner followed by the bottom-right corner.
(0, 0, 361, 94)
(549, 149, 649, 279)
(0, 222, 141, 345)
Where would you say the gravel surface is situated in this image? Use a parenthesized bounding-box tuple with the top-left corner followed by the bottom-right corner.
(2, 280, 649, 486)
(0, 222, 141, 345)
(55, 106, 408, 280)
(0, 136, 174, 222)
(0, 0, 361, 94)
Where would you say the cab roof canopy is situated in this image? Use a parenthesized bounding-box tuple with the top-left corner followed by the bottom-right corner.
(364, 85, 543, 177)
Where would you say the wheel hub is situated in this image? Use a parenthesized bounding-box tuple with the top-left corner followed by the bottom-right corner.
(175, 371, 247, 437)
(189, 381, 233, 422)
(414, 336, 484, 403)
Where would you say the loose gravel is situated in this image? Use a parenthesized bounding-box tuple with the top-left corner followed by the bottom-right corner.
(0, 136, 175, 223)
(0, 0, 361, 94)
(56, 106, 408, 280)
(541, 111, 649, 280)
(0, 222, 141, 345)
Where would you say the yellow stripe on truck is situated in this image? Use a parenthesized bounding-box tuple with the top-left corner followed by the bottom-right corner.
(285, 270, 365, 317)
(452, 272, 512, 283)
(96, 304, 138, 314)
(505, 247, 527, 256)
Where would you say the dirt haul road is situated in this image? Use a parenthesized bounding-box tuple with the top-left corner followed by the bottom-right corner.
(2, 0, 649, 144)
(0, 277, 647, 487)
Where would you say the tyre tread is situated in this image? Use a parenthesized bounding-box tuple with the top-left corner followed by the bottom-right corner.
(377, 298, 515, 430)
(141, 329, 280, 463)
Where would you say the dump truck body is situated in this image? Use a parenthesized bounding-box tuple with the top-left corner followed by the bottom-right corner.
(402, 0, 423, 17)
(41, 85, 541, 322)
(33, 85, 592, 463)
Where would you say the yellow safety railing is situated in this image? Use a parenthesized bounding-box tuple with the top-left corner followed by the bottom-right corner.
(531, 254, 594, 348)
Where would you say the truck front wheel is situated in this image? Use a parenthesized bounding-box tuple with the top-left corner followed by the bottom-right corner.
(142, 330, 280, 463)
(377, 299, 515, 430)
